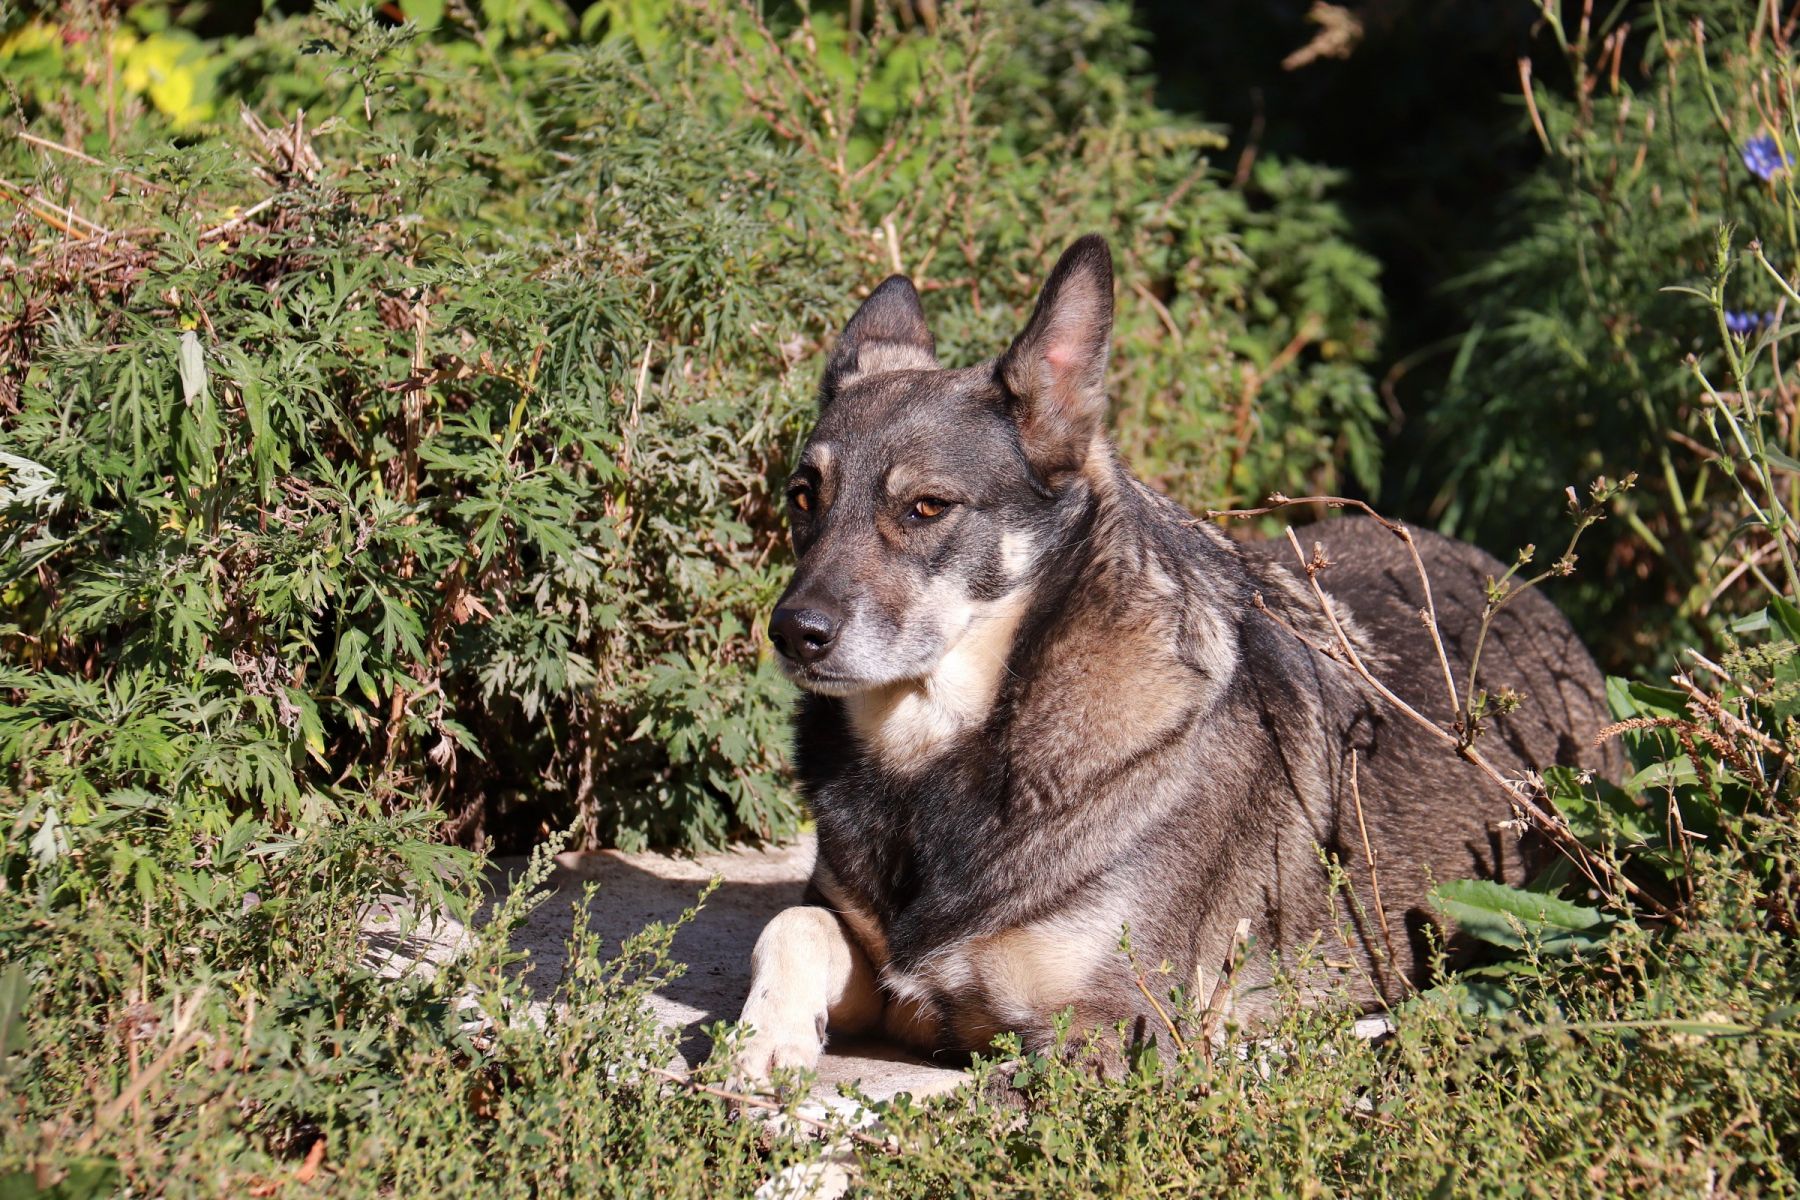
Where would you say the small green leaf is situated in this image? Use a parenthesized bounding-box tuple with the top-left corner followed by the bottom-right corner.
(0, 965, 30, 1062)
(1626, 754, 1698, 793)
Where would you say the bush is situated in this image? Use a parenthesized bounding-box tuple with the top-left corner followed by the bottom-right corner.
(0, 0, 1384, 856)
(6, 1, 1797, 1196)
(0, 1, 1391, 1193)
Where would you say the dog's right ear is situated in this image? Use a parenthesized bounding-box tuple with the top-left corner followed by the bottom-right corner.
(821, 275, 937, 401)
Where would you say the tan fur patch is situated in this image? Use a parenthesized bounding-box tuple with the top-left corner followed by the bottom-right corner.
(872, 893, 1127, 1052)
(844, 590, 1030, 773)
(882, 994, 943, 1050)
(838, 343, 936, 387)
(971, 894, 1128, 1026)
(1008, 614, 1214, 800)
(813, 862, 891, 969)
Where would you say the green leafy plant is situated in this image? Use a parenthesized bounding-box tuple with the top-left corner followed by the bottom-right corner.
(1, 0, 1387, 854)
(1409, 0, 1800, 669)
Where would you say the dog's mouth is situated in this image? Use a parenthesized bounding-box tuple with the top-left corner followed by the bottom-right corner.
(775, 633, 942, 697)
(778, 661, 876, 697)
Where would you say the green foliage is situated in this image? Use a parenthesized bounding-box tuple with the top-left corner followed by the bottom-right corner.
(0, 0, 1384, 861)
(1429, 877, 1615, 954)
(0, 835, 814, 1196)
(0, 0, 1395, 1192)
(5, 0, 1797, 1196)
(850, 913, 1799, 1195)
(1411, 0, 1800, 668)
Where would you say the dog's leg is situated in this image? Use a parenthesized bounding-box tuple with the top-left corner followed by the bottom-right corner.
(730, 905, 883, 1087)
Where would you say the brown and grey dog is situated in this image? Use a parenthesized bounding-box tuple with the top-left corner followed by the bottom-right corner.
(729, 235, 1616, 1082)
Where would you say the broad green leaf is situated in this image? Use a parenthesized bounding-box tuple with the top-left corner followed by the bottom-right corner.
(1771, 595, 1800, 643)
(1625, 754, 1698, 794)
(1430, 879, 1616, 953)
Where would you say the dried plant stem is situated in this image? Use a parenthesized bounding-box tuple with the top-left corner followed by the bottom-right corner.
(0, 178, 110, 239)
(15, 131, 169, 192)
(1349, 749, 1412, 994)
(1132, 972, 1187, 1054)
(199, 196, 277, 241)
(74, 989, 209, 1153)
(1206, 495, 1461, 717)
(1670, 671, 1792, 764)
(1520, 57, 1552, 152)
(1207, 494, 1673, 918)
(642, 1065, 897, 1151)
(1197, 918, 1251, 1055)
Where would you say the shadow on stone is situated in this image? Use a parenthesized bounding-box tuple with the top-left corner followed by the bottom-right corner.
(481, 836, 968, 1101)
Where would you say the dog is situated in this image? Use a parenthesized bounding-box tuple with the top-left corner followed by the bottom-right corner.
(728, 234, 1618, 1082)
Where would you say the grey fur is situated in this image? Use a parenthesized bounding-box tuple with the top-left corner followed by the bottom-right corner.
(745, 235, 1620, 1072)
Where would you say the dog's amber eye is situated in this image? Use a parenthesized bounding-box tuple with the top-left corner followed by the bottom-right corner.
(788, 486, 813, 513)
(910, 497, 949, 521)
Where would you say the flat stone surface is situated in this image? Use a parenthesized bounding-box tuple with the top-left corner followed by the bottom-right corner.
(491, 833, 967, 1102)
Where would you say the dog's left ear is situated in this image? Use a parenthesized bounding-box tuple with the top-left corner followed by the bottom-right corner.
(997, 234, 1114, 481)
(821, 274, 938, 401)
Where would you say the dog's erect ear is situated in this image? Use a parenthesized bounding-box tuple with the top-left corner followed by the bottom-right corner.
(996, 235, 1114, 480)
(821, 275, 937, 399)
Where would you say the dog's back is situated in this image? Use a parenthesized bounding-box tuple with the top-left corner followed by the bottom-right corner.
(1263, 519, 1616, 774)
(1238, 518, 1621, 1001)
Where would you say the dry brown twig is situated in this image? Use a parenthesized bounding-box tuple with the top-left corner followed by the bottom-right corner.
(199, 196, 278, 242)
(73, 988, 210, 1153)
(15, 131, 171, 193)
(0, 178, 112, 240)
(1520, 57, 1552, 153)
(1671, 671, 1792, 764)
(1197, 918, 1251, 1057)
(1207, 494, 1461, 716)
(1349, 749, 1413, 995)
(1282, 2, 1364, 71)
(1132, 969, 1187, 1055)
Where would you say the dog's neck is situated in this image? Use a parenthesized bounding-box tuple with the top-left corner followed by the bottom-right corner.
(841, 441, 1136, 774)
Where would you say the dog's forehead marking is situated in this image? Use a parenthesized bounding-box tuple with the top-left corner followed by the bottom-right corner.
(845, 342, 937, 382)
(803, 442, 834, 475)
(825, 362, 998, 426)
(881, 460, 941, 501)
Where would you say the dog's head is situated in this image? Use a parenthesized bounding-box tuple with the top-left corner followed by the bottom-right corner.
(769, 235, 1115, 694)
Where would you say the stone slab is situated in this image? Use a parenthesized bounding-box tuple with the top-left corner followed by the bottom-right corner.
(487, 833, 966, 1102)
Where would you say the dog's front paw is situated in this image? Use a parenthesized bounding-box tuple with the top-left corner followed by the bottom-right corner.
(726, 1003, 827, 1093)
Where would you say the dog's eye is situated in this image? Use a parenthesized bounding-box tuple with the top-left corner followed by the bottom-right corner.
(909, 497, 951, 522)
(788, 486, 813, 514)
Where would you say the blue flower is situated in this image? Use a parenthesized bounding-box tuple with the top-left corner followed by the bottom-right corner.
(1725, 310, 1776, 336)
(1742, 133, 1792, 181)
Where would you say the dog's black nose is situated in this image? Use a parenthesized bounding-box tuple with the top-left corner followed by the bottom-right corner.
(769, 606, 838, 664)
